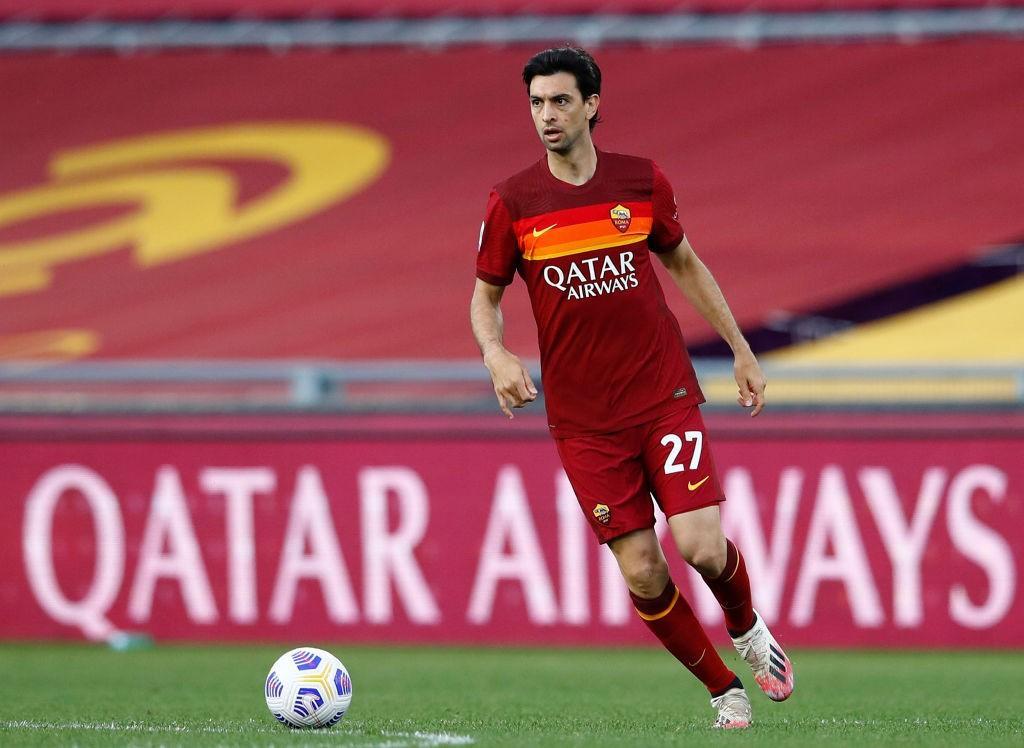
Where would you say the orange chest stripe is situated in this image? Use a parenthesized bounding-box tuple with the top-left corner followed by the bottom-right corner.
(512, 202, 653, 237)
(524, 233, 648, 261)
(520, 216, 653, 260)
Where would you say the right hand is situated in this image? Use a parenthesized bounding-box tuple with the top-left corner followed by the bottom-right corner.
(484, 348, 538, 418)
(733, 348, 767, 418)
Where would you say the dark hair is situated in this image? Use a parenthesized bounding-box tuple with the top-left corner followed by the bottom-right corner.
(522, 46, 602, 131)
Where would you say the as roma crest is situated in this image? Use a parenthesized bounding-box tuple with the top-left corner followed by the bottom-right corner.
(592, 503, 611, 526)
(609, 204, 631, 233)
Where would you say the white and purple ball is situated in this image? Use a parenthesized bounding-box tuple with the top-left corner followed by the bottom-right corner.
(264, 647, 353, 728)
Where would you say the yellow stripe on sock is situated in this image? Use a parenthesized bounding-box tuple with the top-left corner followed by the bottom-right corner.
(634, 586, 679, 621)
(723, 542, 741, 583)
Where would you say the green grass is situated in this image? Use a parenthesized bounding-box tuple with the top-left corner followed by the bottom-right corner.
(1, 643, 1022, 746)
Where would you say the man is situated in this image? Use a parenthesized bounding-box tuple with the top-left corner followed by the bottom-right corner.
(469, 46, 794, 729)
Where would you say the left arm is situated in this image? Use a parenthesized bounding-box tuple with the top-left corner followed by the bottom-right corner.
(656, 235, 766, 417)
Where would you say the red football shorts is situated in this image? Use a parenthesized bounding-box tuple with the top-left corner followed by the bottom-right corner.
(554, 405, 725, 544)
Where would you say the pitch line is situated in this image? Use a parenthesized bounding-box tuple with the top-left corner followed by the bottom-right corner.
(1, 720, 474, 745)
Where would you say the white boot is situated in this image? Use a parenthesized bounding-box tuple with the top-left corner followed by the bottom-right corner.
(731, 609, 795, 702)
(711, 687, 752, 729)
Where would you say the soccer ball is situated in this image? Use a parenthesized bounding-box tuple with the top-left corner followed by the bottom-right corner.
(264, 647, 353, 728)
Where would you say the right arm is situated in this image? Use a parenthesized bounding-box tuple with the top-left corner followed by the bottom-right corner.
(470, 278, 537, 418)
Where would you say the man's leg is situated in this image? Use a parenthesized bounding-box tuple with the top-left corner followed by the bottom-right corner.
(554, 424, 751, 727)
(642, 406, 757, 637)
(668, 506, 755, 636)
(608, 527, 742, 699)
(668, 506, 794, 702)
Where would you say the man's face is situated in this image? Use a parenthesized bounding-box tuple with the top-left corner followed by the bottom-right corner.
(529, 72, 598, 154)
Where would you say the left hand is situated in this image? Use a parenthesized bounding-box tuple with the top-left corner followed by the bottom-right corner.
(734, 349, 766, 417)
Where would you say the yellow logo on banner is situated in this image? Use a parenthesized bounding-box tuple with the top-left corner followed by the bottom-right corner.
(0, 122, 390, 297)
(0, 329, 99, 360)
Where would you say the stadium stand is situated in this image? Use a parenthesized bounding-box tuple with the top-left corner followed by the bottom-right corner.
(1, 42, 1021, 365)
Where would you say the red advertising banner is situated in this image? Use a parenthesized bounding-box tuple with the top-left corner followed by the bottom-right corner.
(2, 431, 1020, 646)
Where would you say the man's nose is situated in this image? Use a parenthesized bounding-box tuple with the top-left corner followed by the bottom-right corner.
(541, 102, 556, 121)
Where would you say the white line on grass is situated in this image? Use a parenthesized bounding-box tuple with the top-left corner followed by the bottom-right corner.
(3, 721, 236, 734)
(1, 720, 474, 745)
(383, 731, 475, 746)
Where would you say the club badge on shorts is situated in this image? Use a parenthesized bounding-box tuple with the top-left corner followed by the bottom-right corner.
(592, 503, 611, 525)
(609, 204, 631, 233)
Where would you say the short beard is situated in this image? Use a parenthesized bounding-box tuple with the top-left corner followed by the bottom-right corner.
(543, 132, 576, 155)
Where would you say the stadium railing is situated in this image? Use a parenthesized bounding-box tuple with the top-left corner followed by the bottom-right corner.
(0, 359, 1021, 413)
(2, 9, 1024, 50)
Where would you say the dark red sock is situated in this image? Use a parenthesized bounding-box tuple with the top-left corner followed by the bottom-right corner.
(630, 580, 737, 694)
(702, 539, 756, 637)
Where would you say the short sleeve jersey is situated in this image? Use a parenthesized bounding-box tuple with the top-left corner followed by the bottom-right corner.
(476, 150, 704, 438)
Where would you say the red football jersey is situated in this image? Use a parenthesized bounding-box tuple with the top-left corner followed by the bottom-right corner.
(476, 150, 704, 438)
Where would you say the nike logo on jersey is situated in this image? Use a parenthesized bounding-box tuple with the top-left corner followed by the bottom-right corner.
(532, 223, 557, 238)
(688, 476, 710, 492)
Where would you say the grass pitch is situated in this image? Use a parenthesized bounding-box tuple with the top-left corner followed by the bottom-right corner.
(1, 643, 1021, 746)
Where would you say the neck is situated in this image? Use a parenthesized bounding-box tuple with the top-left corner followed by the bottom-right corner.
(546, 137, 598, 186)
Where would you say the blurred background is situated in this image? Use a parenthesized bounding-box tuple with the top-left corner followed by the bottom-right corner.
(0, 0, 1021, 650)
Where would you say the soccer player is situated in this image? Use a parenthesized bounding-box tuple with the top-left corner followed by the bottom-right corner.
(469, 47, 795, 729)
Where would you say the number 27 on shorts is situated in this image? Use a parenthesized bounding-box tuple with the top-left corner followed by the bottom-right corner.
(660, 431, 703, 474)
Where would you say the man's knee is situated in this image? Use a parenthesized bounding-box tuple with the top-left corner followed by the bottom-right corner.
(681, 537, 727, 577)
(668, 505, 728, 577)
(609, 529, 671, 598)
(622, 554, 670, 597)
